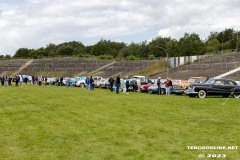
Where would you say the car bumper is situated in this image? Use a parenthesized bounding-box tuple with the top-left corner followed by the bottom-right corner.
(185, 89, 198, 95)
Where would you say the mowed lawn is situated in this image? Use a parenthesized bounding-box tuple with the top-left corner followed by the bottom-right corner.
(0, 85, 239, 160)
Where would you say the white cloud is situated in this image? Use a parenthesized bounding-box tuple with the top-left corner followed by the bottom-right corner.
(0, 0, 240, 55)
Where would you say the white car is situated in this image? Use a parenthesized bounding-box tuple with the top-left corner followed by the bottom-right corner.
(75, 78, 86, 88)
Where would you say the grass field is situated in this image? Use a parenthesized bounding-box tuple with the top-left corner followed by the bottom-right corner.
(0, 85, 239, 160)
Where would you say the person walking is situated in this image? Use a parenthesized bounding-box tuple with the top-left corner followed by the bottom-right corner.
(108, 77, 114, 92)
(157, 77, 162, 95)
(115, 75, 121, 94)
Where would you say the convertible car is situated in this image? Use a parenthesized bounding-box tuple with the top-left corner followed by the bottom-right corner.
(185, 78, 240, 98)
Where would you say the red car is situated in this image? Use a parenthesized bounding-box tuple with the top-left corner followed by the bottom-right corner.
(139, 83, 154, 92)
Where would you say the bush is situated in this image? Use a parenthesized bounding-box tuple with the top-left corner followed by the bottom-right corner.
(126, 55, 137, 60)
(99, 54, 113, 60)
(148, 54, 155, 60)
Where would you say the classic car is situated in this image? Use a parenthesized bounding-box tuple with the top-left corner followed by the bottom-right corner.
(181, 77, 207, 90)
(73, 76, 86, 87)
(185, 78, 240, 98)
(147, 84, 184, 95)
(139, 81, 157, 92)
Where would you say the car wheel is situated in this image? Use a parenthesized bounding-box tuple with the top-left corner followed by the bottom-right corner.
(198, 90, 206, 98)
(99, 84, 102, 89)
(233, 93, 240, 98)
(80, 83, 85, 88)
(148, 90, 153, 94)
(161, 89, 165, 94)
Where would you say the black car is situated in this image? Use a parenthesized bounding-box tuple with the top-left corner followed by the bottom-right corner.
(185, 78, 240, 98)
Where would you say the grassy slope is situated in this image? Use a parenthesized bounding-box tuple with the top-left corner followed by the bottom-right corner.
(0, 85, 239, 160)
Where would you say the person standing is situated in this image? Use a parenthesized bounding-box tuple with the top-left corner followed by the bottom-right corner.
(28, 75, 32, 85)
(1, 76, 5, 86)
(66, 76, 71, 88)
(169, 78, 173, 95)
(108, 77, 114, 92)
(164, 78, 171, 95)
(15, 75, 20, 87)
(8, 76, 12, 86)
(157, 77, 162, 95)
(90, 76, 95, 90)
(19, 75, 23, 87)
(116, 75, 121, 94)
(125, 76, 130, 94)
(44, 77, 48, 86)
(85, 76, 90, 90)
(60, 77, 63, 86)
(38, 75, 42, 86)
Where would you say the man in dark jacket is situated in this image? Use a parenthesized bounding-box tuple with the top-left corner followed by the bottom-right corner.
(157, 77, 162, 95)
(115, 75, 121, 94)
(108, 77, 114, 92)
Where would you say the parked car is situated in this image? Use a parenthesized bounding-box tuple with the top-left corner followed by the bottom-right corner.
(71, 76, 86, 86)
(181, 77, 207, 90)
(147, 84, 184, 95)
(185, 78, 240, 98)
(75, 76, 86, 87)
(139, 83, 155, 92)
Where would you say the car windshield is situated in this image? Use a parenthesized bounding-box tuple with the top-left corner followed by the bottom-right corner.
(187, 78, 197, 83)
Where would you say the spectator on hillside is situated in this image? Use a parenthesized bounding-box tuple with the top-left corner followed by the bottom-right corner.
(108, 77, 114, 92)
(157, 77, 162, 95)
(115, 75, 121, 94)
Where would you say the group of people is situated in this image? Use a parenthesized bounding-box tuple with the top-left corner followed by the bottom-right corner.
(108, 75, 121, 94)
(0, 75, 29, 87)
(85, 76, 95, 90)
(0, 75, 49, 87)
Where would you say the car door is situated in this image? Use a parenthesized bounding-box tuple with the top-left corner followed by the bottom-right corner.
(211, 80, 226, 94)
(224, 80, 238, 94)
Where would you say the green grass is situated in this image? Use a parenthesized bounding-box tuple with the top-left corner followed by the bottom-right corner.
(0, 85, 239, 160)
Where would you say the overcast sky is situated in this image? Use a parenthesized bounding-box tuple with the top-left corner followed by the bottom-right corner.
(0, 0, 240, 55)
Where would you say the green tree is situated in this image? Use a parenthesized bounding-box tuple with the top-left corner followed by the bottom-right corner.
(56, 46, 74, 56)
(91, 40, 125, 58)
(206, 38, 220, 53)
(13, 48, 32, 58)
(178, 33, 206, 56)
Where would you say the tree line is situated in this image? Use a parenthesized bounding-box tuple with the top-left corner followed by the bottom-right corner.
(1, 28, 239, 60)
